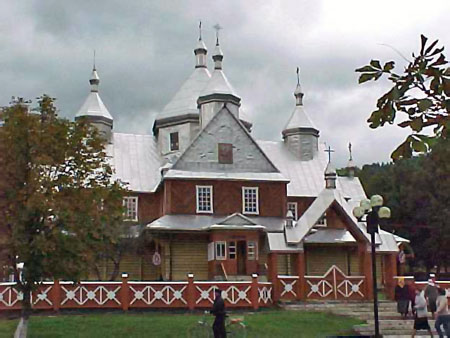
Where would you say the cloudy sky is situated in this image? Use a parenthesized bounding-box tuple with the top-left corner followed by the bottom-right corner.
(1, 0, 449, 167)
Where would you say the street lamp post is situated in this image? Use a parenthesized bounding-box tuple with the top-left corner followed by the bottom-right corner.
(353, 195, 391, 338)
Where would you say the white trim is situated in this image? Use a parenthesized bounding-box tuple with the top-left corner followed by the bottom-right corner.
(287, 202, 298, 220)
(196, 185, 213, 213)
(242, 187, 259, 215)
(128, 281, 188, 285)
(277, 275, 299, 279)
(194, 281, 252, 285)
(123, 196, 138, 221)
(215, 241, 227, 260)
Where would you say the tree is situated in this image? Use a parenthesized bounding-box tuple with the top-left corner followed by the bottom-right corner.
(355, 138, 450, 275)
(356, 35, 449, 160)
(0, 96, 126, 318)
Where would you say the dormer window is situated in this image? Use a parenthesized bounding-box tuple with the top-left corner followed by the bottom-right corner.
(316, 213, 327, 227)
(170, 132, 179, 151)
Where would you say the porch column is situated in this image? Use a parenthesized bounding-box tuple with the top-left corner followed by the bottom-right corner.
(296, 251, 306, 301)
(384, 253, 397, 300)
(359, 244, 373, 300)
(267, 252, 279, 302)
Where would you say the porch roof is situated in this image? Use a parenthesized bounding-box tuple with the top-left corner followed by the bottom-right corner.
(267, 233, 303, 252)
(145, 214, 285, 232)
(304, 228, 356, 244)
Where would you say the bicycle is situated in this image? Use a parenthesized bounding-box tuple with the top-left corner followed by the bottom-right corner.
(187, 310, 247, 337)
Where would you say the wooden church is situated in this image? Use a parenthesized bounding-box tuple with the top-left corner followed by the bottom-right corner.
(75, 28, 407, 296)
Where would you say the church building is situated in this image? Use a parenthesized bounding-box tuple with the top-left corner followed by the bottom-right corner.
(75, 27, 406, 298)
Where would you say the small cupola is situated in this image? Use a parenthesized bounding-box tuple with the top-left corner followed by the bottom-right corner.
(75, 59, 114, 143)
(194, 21, 208, 69)
(197, 25, 242, 129)
(282, 68, 319, 161)
(347, 143, 356, 178)
(324, 145, 337, 189)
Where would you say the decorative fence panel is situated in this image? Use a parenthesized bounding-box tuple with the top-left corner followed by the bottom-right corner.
(304, 265, 365, 300)
(277, 276, 298, 301)
(0, 275, 272, 312)
(59, 282, 122, 309)
(128, 282, 188, 308)
(193, 281, 252, 308)
(257, 282, 273, 306)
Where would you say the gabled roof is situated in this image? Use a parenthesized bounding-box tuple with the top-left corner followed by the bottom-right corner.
(218, 213, 257, 226)
(169, 105, 285, 180)
(285, 188, 370, 244)
(157, 66, 211, 120)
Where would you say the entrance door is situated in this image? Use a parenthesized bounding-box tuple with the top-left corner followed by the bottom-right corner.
(237, 241, 246, 275)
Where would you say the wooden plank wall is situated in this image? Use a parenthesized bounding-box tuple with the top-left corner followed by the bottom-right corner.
(172, 240, 208, 280)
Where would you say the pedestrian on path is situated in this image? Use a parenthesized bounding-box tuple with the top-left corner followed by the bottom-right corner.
(412, 288, 433, 337)
(211, 288, 226, 338)
(425, 278, 439, 319)
(395, 277, 410, 319)
(434, 288, 450, 338)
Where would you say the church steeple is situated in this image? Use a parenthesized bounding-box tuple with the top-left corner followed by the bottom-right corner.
(194, 21, 207, 68)
(282, 68, 319, 161)
(75, 59, 113, 143)
(212, 24, 224, 70)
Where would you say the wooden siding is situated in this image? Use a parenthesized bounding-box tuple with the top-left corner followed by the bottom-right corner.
(305, 246, 348, 275)
(172, 240, 208, 280)
(277, 254, 295, 275)
(165, 180, 287, 217)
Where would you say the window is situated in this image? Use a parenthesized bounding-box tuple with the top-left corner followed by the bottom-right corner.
(242, 187, 259, 214)
(229, 241, 236, 259)
(196, 186, 213, 213)
(247, 241, 258, 260)
(169, 132, 179, 151)
(218, 143, 233, 164)
(287, 202, 298, 220)
(215, 242, 226, 260)
(123, 196, 138, 221)
(316, 213, 327, 227)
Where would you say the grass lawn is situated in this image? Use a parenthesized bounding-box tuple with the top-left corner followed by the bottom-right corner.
(0, 318, 18, 338)
(0, 310, 364, 338)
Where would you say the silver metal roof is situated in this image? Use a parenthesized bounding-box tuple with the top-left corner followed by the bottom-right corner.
(76, 91, 113, 120)
(267, 233, 303, 252)
(146, 214, 285, 232)
(200, 68, 237, 97)
(304, 228, 356, 244)
(157, 66, 211, 120)
(107, 133, 162, 192)
(164, 170, 288, 182)
(285, 188, 370, 244)
(283, 105, 317, 131)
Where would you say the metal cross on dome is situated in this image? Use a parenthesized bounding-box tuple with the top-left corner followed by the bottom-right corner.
(325, 145, 335, 163)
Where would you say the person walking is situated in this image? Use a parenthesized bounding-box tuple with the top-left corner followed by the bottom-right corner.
(434, 288, 450, 338)
(395, 277, 410, 319)
(412, 288, 433, 337)
(211, 288, 226, 338)
(425, 278, 439, 319)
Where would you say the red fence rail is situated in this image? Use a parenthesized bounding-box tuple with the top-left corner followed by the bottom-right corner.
(0, 273, 272, 312)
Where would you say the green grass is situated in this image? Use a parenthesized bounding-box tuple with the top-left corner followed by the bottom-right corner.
(0, 318, 18, 338)
(1, 310, 364, 338)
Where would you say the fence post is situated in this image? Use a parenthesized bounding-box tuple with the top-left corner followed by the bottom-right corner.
(121, 273, 129, 311)
(268, 253, 279, 302)
(251, 273, 259, 310)
(187, 273, 195, 311)
(52, 279, 61, 311)
(296, 251, 306, 301)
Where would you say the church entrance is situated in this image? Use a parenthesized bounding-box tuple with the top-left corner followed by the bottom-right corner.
(237, 241, 247, 275)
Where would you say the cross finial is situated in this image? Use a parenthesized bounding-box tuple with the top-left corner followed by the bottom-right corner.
(348, 142, 353, 161)
(213, 23, 222, 45)
(325, 145, 335, 163)
(296, 67, 300, 85)
(198, 21, 202, 41)
(93, 50, 96, 71)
